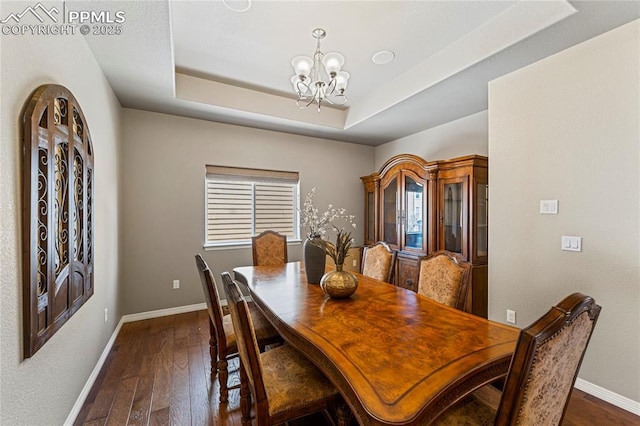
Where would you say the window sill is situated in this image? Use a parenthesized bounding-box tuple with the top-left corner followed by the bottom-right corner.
(204, 239, 302, 251)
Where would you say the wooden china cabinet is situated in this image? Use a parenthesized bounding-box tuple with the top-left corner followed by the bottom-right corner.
(361, 154, 489, 317)
(362, 155, 437, 293)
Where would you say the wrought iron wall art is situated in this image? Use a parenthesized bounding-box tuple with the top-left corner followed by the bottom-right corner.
(22, 85, 94, 358)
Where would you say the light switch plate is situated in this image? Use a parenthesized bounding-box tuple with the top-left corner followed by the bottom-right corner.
(540, 200, 558, 214)
(561, 236, 582, 252)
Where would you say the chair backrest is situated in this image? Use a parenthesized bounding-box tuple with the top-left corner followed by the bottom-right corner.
(221, 272, 269, 414)
(252, 230, 288, 266)
(417, 250, 471, 310)
(194, 254, 227, 351)
(496, 292, 601, 426)
(361, 242, 396, 282)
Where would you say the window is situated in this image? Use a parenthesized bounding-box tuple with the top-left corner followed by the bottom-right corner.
(205, 166, 300, 247)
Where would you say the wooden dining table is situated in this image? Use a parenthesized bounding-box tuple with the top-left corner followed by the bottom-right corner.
(233, 261, 519, 425)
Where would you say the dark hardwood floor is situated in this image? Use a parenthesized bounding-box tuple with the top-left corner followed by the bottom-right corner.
(74, 310, 640, 425)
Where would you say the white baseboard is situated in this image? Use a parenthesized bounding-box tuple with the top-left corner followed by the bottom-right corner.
(64, 303, 208, 425)
(120, 302, 207, 323)
(63, 317, 125, 426)
(575, 378, 640, 416)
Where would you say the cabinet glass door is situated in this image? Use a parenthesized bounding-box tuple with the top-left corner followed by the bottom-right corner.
(443, 182, 463, 253)
(404, 175, 423, 250)
(382, 178, 398, 247)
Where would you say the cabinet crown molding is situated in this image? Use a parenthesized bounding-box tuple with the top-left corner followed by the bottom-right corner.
(364, 154, 488, 181)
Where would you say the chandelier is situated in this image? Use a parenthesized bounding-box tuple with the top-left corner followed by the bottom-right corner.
(290, 28, 350, 111)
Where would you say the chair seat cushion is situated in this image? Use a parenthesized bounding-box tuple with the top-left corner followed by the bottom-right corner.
(433, 394, 495, 425)
(261, 345, 339, 418)
(223, 304, 280, 350)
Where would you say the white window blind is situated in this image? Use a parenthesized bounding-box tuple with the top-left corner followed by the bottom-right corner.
(205, 166, 299, 246)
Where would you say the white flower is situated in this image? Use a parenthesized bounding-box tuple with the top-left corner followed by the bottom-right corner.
(300, 188, 357, 240)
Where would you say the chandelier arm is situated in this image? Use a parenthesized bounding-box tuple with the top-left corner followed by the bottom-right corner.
(295, 80, 311, 96)
(322, 94, 347, 107)
(324, 78, 337, 96)
(327, 94, 348, 106)
(296, 96, 317, 109)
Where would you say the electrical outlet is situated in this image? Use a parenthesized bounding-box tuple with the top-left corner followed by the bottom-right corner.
(506, 309, 516, 324)
(352, 259, 357, 267)
(173, 279, 180, 289)
(104, 308, 108, 323)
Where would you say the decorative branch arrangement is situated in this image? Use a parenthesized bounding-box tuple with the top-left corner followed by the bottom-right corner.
(301, 188, 356, 266)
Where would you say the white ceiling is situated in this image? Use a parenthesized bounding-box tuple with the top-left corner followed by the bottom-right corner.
(80, 0, 640, 146)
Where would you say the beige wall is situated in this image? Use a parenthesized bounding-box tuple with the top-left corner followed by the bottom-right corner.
(374, 110, 488, 170)
(488, 20, 639, 402)
(2, 7, 635, 422)
(120, 109, 374, 314)
(0, 17, 122, 426)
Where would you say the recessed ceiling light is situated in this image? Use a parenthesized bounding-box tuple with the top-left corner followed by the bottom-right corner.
(372, 50, 395, 65)
(222, 0, 252, 13)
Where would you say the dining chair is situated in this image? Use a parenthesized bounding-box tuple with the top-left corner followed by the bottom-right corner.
(222, 273, 351, 426)
(434, 292, 601, 426)
(251, 230, 288, 266)
(194, 254, 282, 403)
(417, 250, 471, 311)
(361, 241, 396, 282)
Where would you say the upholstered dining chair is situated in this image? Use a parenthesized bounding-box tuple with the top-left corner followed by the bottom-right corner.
(362, 241, 397, 283)
(417, 250, 471, 311)
(251, 230, 288, 266)
(361, 241, 397, 282)
(434, 292, 601, 426)
(222, 273, 350, 426)
(194, 254, 282, 403)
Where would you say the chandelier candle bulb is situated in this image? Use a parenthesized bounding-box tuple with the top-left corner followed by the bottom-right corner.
(322, 52, 345, 75)
(291, 56, 313, 78)
(335, 71, 350, 92)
